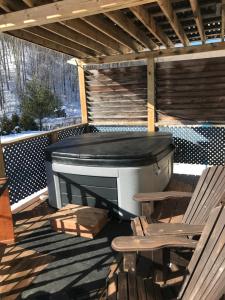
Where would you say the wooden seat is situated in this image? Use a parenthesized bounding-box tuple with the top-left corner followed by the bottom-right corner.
(107, 204, 225, 300)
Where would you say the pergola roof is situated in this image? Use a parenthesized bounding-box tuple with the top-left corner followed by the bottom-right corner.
(0, 0, 224, 63)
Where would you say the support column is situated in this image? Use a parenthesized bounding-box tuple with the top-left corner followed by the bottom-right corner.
(147, 58, 155, 132)
(77, 60, 88, 124)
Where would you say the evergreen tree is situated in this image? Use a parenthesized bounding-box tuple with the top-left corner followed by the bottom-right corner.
(21, 78, 61, 130)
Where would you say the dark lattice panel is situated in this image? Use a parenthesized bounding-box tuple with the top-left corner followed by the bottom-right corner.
(88, 125, 147, 132)
(58, 124, 88, 140)
(159, 126, 225, 165)
(4, 136, 50, 204)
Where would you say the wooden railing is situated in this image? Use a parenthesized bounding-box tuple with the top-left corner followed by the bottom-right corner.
(0, 123, 88, 205)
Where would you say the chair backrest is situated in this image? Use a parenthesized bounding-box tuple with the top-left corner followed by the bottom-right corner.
(179, 204, 225, 300)
(182, 165, 225, 225)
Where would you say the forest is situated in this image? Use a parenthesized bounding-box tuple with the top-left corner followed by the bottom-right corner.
(0, 33, 80, 119)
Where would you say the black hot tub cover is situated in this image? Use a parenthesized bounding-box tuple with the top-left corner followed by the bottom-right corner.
(45, 132, 174, 167)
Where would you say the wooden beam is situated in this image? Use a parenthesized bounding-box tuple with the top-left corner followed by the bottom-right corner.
(62, 19, 128, 54)
(130, 6, 174, 48)
(147, 58, 155, 132)
(42, 23, 113, 55)
(77, 60, 88, 123)
(105, 11, 157, 50)
(83, 41, 225, 64)
(189, 0, 206, 43)
(25, 26, 98, 57)
(21, 0, 34, 8)
(83, 15, 143, 52)
(9, 29, 85, 58)
(0, 0, 10, 12)
(0, 0, 157, 32)
(222, 0, 225, 41)
(157, 0, 189, 46)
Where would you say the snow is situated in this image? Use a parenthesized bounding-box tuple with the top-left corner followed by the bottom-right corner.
(0, 131, 47, 143)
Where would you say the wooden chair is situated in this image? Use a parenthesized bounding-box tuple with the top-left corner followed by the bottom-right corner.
(129, 165, 225, 282)
(133, 165, 225, 238)
(108, 204, 225, 300)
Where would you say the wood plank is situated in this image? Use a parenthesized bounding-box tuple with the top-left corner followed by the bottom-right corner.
(130, 6, 173, 48)
(24, 26, 98, 57)
(9, 29, 85, 58)
(42, 22, 114, 55)
(0, 0, 157, 32)
(77, 60, 88, 123)
(112, 236, 197, 252)
(62, 19, 128, 54)
(105, 11, 156, 50)
(157, 0, 189, 46)
(145, 223, 204, 236)
(189, 0, 206, 43)
(147, 58, 155, 132)
(83, 41, 225, 64)
(118, 272, 128, 300)
(83, 15, 143, 52)
(0, 179, 14, 244)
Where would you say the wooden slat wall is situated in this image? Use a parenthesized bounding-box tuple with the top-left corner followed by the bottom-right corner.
(156, 56, 225, 124)
(85, 66, 147, 124)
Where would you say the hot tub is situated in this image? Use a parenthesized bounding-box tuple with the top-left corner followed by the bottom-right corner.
(45, 132, 174, 219)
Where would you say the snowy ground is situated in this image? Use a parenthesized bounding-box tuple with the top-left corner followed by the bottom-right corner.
(0, 131, 47, 143)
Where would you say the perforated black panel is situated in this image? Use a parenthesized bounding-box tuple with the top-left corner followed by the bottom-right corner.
(4, 136, 50, 204)
(58, 124, 88, 140)
(158, 126, 225, 165)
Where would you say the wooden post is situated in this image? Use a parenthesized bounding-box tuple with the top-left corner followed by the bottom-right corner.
(147, 58, 155, 132)
(0, 143, 6, 178)
(0, 144, 14, 244)
(77, 60, 88, 124)
(50, 131, 58, 144)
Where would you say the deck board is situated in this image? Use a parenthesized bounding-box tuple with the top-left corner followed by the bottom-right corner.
(0, 174, 198, 299)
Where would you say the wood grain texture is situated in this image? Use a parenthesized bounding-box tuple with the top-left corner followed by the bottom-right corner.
(85, 65, 147, 124)
(156, 56, 225, 123)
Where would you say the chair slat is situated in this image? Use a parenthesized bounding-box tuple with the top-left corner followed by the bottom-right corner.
(182, 167, 210, 224)
(179, 205, 225, 300)
(191, 167, 225, 224)
(182, 166, 221, 224)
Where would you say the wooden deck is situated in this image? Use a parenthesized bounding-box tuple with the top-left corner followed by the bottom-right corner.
(0, 174, 198, 300)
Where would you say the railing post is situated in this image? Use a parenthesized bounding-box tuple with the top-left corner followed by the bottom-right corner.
(50, 131, 59, 144)
(0, 142, 6, 178)
(147, 57, 155, 132)
(77, 59, 88, 124)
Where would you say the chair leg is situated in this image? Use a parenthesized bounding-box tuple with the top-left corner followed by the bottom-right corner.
(152, 248, 169, 284)
(123, 252, 137, 272)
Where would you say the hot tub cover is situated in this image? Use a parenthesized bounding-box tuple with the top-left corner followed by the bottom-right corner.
(45, 132, 174, 167)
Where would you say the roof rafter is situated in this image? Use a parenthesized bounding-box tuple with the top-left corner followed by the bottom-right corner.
(83, 15, 143, 52)
(9, 29, 85, 58)
(42, 23, 114, 55)
(25, 26, 98, 57)
(130, 6, 174, 48)
(222, 0, 225, 41)
(0, 0, 157, 32)
(157, 0, 189, 46)
(105, 10, 157, 50)
(189, 0, 206, 43)
(0, 0, 10, 12)
(62, 19, 127, 54)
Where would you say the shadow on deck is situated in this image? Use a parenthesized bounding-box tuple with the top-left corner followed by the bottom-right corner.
(0, 174, 198, 300)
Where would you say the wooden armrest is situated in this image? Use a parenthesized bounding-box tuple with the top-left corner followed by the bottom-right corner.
(112, 236, 197, 252)
(133, 191, 192, 202)
(145, 223, 204, 236)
